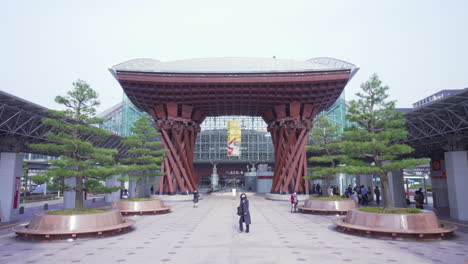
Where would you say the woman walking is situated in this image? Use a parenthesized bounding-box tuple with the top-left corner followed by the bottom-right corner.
(238, 193, 251, 233)
(290, 192, 298, 213)
(193, 190, 200, 208)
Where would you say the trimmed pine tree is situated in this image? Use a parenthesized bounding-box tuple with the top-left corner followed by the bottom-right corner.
(306, 116, 345, 196)
(340, 74, 428, 208)
(29, 80, 120, 209)
(120, 116, 167, 198)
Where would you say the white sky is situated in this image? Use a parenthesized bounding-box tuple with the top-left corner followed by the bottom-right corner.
(2, 0, 467, 113)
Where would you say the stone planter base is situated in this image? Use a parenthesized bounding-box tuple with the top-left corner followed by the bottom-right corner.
(333, 208, 456, 239)
(298, 199, 356, 214)
(12, 209, 134, 239)
(113, 200, 170, 215)
(150, 194, 202, 202)
(210, 191, 256, 197)
(265, 193, 311, 201)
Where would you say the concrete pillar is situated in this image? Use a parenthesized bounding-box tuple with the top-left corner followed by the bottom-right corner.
(128, 180, 137, 198)
(430, 158, 449, 216)
(445, 151, 468, 221)
(387, 170, 406, 208)
(356, 174, 372, 187)
(256, 171, 273, 193)
(105, 175, 121, 203)
(244, 172, 257, 192)
(0, 152, 23, 222)
(64, 177, 78, 209)
(211, 164, 219, 190)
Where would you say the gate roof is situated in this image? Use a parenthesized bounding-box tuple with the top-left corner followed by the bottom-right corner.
(110, 57, 358, 117)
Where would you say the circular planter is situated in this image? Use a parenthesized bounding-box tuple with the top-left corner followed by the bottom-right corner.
(150, 194, 201, 202)
(12, 209, 134, 238)
(333, 208, 456, 238)
(299, 199, 356, 214)
(210, 191, 256, 197)
(113, 199, 170, 215)
(265, 193, 311, 201)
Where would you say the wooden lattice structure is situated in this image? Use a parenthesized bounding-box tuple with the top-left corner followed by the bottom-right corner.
(110, 57, 357, 194)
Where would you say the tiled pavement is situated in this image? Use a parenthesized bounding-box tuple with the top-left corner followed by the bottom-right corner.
(0, 195, 467, 264)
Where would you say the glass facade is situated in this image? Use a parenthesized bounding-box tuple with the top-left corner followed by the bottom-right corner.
(195, 116, 274, 163)
(24, 153, 59, 161)
(99, 95, 150, 136)
(315, 92, 347, 133)
(99, 92, 347, 163)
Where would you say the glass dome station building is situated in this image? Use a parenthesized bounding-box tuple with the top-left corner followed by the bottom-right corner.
(104, 57, 357, 194)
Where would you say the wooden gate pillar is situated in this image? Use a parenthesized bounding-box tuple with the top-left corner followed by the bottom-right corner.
(150, 104, 205, 194)
(263, 103, 318, 194)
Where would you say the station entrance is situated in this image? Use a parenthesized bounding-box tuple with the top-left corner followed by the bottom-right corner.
(111, 57, 358, 194)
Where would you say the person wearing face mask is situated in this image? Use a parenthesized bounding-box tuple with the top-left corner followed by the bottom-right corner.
(237, 193, 251, 233)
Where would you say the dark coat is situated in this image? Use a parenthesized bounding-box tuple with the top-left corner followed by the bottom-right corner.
(239, 199, 251, 225)
(193, 192, 200, 203)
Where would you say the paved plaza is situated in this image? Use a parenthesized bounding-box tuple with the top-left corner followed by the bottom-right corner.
(0, 196, 468, 264)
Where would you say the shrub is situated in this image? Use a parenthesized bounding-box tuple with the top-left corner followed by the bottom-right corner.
(359, 207, 422, 214)
(46, 209, 107, 215)
(311, 196, 350, 201)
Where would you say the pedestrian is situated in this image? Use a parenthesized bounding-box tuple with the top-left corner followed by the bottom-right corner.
(238, 193, 251, 233)
(414, 188, 424, 209)
(361, 185, 368, 205)
(193, 190, 200, 208)
(355, 186, 362, 204)
(122, 189, 129, 199)
(316, 183, 322, 196)
(150, 185, 154, 195)
(374, 186, 380, 205)
(346, 185, 352, 198)
(350, 191, 358, 203)
(312, 184, 316, 194)
(290, 192, 298, 213)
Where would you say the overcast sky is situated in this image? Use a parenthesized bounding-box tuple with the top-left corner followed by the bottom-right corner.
(2, 0, 467, 113)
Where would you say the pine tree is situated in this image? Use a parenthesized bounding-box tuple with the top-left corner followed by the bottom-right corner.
(306, 116, 345, 196)
(340, 74, 428, 208)
(120, 116, 167, 198)
(29, 80, 120, 209)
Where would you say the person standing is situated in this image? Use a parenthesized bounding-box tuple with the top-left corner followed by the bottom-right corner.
(290, 192, 298, 213)
(414, 188, 424, 209)
(122, 189, 129, 199)
(238, 193, 251, 233)
(193, 190, 200, 208)
(374, 186, 381, 205)
(361, 185, 368, 205)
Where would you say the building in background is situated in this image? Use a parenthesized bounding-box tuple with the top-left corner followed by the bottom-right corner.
(99, 92, 348, 190)
(412, 89, 460, 108)
(98, 95, 151, 136)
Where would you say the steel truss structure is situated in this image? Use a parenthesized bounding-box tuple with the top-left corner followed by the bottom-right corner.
(0, 90, 129, 156)
(404, 88, 468, 155)
(194, 116, 274, 163)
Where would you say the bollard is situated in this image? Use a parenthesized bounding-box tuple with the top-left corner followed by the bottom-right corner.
(43, 203, 49, 211)
(19, 206, 25, 214)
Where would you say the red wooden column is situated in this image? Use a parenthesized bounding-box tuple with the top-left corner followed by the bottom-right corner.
(263, 103, 318, 194)
(150, 104, 205, 194)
